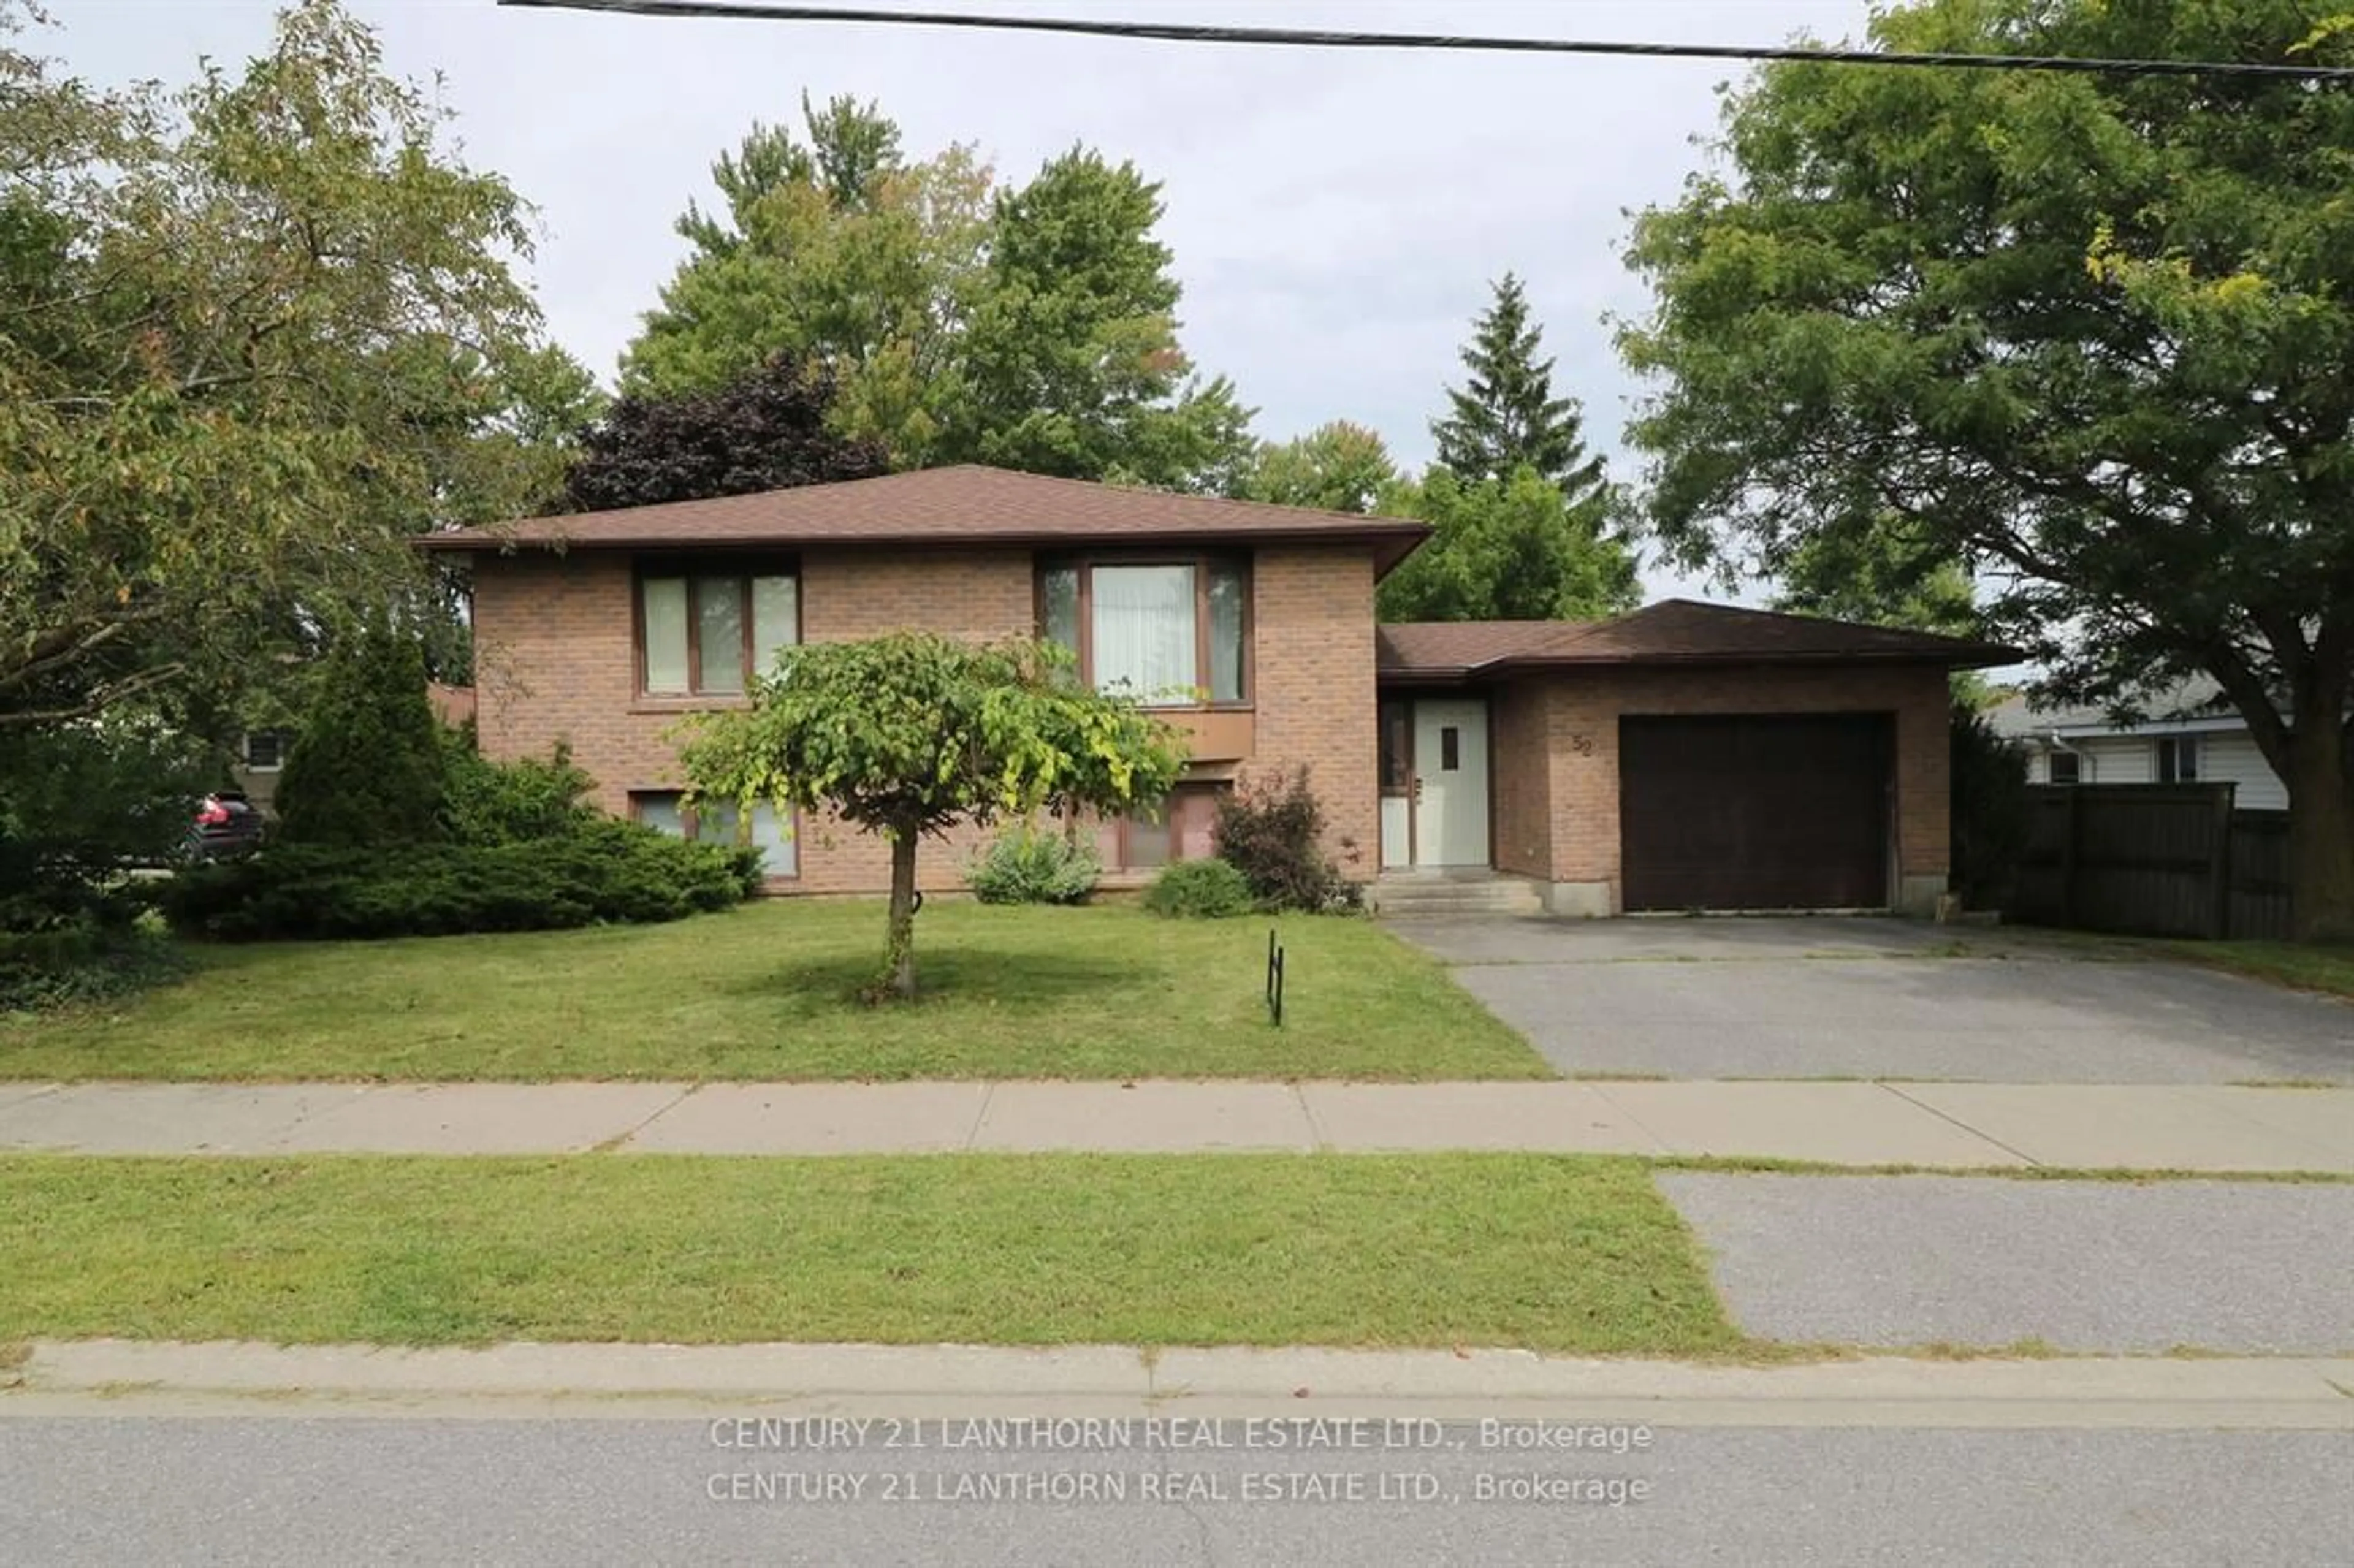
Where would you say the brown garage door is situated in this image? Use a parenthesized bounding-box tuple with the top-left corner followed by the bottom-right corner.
(1620, 714, 1893, 911)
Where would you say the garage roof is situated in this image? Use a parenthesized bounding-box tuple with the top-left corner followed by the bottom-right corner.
(1378, 600, 2021, 676)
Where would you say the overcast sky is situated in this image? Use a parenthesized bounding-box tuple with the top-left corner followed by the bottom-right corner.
(56, 0, 1881, 598)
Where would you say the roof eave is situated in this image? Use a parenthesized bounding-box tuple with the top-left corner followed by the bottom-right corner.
(1494, 645, 2025, 672)
(414, 523, 1431, 558)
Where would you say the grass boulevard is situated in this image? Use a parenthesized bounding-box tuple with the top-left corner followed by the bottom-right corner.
(0, 1152, 1735, 1355)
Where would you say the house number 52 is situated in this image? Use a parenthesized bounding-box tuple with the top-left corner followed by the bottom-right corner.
(1569, 733, 1594, 756)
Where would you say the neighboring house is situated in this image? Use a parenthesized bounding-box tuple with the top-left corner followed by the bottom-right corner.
(1989, 682, 2288, 812)
(227, 727, 295, 813)
(228, 683, 478, 813)
(421, 465, 2011, 915)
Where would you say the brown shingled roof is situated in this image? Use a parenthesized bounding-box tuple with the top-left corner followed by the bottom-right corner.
(419, 464, 1431, 572)
(1379, 600, 2020, 674)
(1374, 622, 1580, 676)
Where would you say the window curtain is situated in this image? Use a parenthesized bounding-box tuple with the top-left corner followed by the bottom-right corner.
(1207, 563, 1244, 702)
(1091, 565, 1196, 702)
(696, 800, 796, 877)
(1040, 567, 1080, 656)
(636, 794, 684, 836)
(750, 576, 798, 683)
(641, 580, 690, 695)
(694, 578, 745, 695)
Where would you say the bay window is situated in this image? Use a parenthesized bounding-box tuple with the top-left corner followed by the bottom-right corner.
(638, 561, 798, 698)
(1038, 555, 1248, 706)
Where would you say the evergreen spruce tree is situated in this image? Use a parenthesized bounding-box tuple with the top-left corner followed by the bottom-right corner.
(273, 624, 449, 847)
(1430, 273, 1607, 504)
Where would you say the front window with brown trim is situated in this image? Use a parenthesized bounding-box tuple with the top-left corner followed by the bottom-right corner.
(1097, 783, 1225, 872)
(1038, 555, 1248, 706)
(636, 558, 799, 698)
(632, 791, 798, 879)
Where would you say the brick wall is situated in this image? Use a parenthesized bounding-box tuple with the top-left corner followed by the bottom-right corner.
(1247, 547, 1379, 883)
(1537, 664, 1952, 905)
(1487, 679, 1552, 879)
(468, 541, 1384, 894)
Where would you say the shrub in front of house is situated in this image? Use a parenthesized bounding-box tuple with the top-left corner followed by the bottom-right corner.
(160, 819, 760, 941)
(1140, 857, 1255, 919)
(438, 728, 599, 847)
(1211, 766, 1351, 913)
(963, 824, 1102, 905)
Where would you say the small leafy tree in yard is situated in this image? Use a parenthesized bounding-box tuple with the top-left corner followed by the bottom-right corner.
(1213, 767, 1350, 913)
(273, 624, 448, 848)
(677, 633, 1187, 998)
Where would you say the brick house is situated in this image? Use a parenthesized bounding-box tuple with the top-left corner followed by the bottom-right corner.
(421, 465, 2012, 914)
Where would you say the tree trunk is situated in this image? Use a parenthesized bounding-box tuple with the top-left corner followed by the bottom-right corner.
(883, 832, 920, 1000)
(2285, 712, 2354, 944)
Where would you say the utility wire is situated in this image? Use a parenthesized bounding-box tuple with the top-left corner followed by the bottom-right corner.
(497, 0, 2354, 82)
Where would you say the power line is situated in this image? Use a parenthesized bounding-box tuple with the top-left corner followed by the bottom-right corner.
(497, 0, 2354, 82)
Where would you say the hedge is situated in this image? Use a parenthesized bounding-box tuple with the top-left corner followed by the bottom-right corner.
(160, 819, 760, 942)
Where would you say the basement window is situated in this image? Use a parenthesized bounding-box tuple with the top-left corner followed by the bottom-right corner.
(633, 791, 797, 879)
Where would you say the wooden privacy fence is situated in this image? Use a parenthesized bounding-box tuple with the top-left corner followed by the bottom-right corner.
(2011, 785, 2291, 940)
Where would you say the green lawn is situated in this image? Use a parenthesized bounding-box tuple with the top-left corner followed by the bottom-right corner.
(0, 902, 1547, 1081)
(0, 1154, 1734, 1353)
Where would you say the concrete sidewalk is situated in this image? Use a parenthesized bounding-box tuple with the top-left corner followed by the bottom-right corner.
(10, 1338, 2353, 1429)
(0, 1078, 2346, 1171)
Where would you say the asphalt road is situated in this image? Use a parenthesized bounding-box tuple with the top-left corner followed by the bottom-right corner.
(6, 1418, 2350, 1566)
(1388, 917, 2354, 1083)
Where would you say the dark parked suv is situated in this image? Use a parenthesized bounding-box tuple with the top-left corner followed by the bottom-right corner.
(187, 791, 266, 861)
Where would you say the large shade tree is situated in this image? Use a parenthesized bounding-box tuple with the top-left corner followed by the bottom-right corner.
(1618, 0, 2354, 940)
(623, 97, 1252, 490)
(0, 0, 593, 737)
(565, 351, 888, 512)
(1232, 421, 1399, 514)
(677, 634, 1187, 999)
(1375, 466, 1640, 623)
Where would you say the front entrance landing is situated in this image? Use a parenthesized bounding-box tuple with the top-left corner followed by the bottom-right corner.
(1387, 916, 2354, 1084)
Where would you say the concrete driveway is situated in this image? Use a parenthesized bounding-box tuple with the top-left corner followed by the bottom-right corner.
(1388, 917, 2354, 1084)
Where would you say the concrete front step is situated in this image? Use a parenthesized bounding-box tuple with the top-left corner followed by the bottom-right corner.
(1366, 879, 1545, 917)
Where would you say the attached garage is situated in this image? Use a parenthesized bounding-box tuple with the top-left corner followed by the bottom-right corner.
(1376, 601, 2019, 919)
(1620, 714, 1894, 912)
